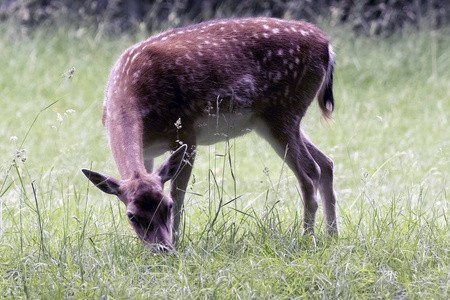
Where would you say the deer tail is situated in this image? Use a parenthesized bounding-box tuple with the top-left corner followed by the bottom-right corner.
(318, 43, 335, 124)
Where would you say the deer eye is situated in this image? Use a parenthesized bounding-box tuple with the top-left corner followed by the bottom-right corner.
(127, 212, 138, 223)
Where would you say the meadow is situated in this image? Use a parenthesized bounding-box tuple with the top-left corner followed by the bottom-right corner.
(0, 20, 449, 299)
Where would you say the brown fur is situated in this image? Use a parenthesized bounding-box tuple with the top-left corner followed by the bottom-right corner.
(83, 17, 338, 250)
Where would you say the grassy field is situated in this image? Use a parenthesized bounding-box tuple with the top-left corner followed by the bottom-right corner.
(0, 21, 449, 299)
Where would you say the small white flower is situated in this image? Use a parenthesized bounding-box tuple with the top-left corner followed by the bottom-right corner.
(57, 113, 63, 122)
(16, 149, 25, 158)
(68, 67, 76, 79)
(174, 118, 182, 130)
(10, 136, 18, 141)
(66, 109, 76, 114)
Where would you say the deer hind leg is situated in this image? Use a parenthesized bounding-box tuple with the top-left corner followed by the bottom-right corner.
(256, 116, 320, 235)
(303, 134, 339, 236)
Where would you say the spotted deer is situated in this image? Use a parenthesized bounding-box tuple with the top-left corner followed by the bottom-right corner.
(82, 17, 338, 250)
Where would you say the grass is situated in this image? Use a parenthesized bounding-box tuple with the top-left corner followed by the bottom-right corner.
(0, 21, 449, 299)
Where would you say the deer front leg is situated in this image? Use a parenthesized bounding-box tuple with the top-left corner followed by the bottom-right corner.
(144, 158, 154, 173)
(170, 144, 196, 245)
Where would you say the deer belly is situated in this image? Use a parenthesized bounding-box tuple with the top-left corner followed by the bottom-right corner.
(194, 112, 255, 145)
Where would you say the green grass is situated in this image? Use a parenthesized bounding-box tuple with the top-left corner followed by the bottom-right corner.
(0, 21, 449, 299)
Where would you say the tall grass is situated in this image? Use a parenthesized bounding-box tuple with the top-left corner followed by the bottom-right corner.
(0, 22, 449, 298)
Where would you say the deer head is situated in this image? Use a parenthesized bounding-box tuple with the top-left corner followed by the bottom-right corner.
(82, 145, 186, 250)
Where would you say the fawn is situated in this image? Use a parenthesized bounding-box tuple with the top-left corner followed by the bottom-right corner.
(82, 17, 338, 250)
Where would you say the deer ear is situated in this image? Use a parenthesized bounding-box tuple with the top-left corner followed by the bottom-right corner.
(156, 145, 187, 184)
(81, 169, 121, 195)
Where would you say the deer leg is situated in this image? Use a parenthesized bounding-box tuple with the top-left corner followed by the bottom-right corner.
(144, 158, 154, 173)
(256, 117, 320, 235)
(170, 144, 196, 244)
(303, 136, 338, 236)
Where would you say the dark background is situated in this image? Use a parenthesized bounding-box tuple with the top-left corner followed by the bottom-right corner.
(1, 0, 449, 35)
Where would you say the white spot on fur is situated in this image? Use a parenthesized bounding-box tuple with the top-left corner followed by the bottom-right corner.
(263, 24, 270, 30)
(263, 33, 269, 38)
(289, 49, 294, 55)
(131, 52, 141, 63)
(300, 30, 308, 36)
(132, 70, 141, 85)
(278, 49, 283, 56)
(274, 72, 281, 82)
(295, 57, 300, 64)
(272, 28, 279, 34)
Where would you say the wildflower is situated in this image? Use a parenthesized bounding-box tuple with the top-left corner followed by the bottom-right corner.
(61, 67, 76, 79)
(16, 149, 25, 158)
(68, 67, 76, 79)
(57, 113, 63, 122)
(174, 118, 182, 130)
(10, 136, 18, 142)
